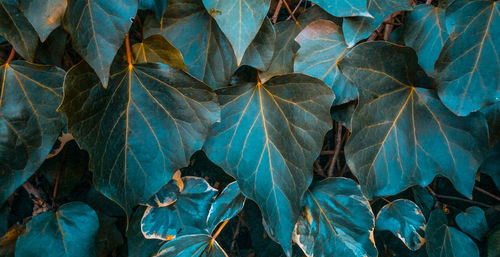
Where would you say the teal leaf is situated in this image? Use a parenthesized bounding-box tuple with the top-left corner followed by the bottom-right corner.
(313, 0, 371, 17)
(143, 0, 236, 89)
(127, 206, 162, 257)
(0, 0, 38, 61)
(139, 0, 168, 19)
(455, 206, 488, 240)
(480, 103, 500, 190)
(63, 0, 137, 86)
(330, 100, 356, 131)
(204, 74, 334, 256)
(18, 0, 67, 42)
(375, 199, 426, 251)
(339, 42, 489, 198)
(240, 17, 276, 71)
(131, 35, 187, 71)
(58, 61, 220, 217)
(294, 19, 358, 105)
(435, 0, 499, 116)
(15, 202, 99, 257)
(294, 177, 377, 257)
(207, 181, 246, 232)
(0, 61, 66, 206)
(141, 173, 181, 208)
(202, 0, 271, 64)
(411, 186, 434, 219)
(403, 4, 449, 75)
(154, 234, 227, 257)
(342, 0, 413, 47)
(426, 209, 479, 257)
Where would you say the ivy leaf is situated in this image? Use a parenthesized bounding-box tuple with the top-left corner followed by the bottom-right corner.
(202, 0, 271, 64)
(375, 199, 426, 251)
(240, 17, 276, 71)
(127, 206, 162, 257)
(339, 42, 489, 198)
(411, 186, 434, 219)
(95, 213, 124, 257)
(59, 61, 220, 217)
(207, 181, 246, 232)
(403, 4, 449, 75)
(293, 177, 377, 257)
(294, 19, 358, 105)
(455, 206, 488, 241)
(141, 170, 182, 208)
(63, 0, 137, 86)
(18, 0, 67, 42)
(204, 74, 334, 256)
(312, 0, 371, 17)
(143, 0, 237, 89)
(35, 27, 68, 67)
(15, 202, 99, 257)
(154, 234, 227, 257)
(0, 61, 66, 206)
(425, 209, 479, 257)
(481, 103, 500, 190)
(342, 0, 413, 47)
(131, 35, 187, 71)
(330, 100, 356, 131)
(139, 0, 168, 19)
(435, 0, 499, 116)
(488, 228, 500, 257)
(0, 0, 38, 61)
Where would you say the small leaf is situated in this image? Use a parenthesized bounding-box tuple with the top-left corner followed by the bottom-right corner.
(294, 177, 377, 257)
(154, 234, 227, 257)
(313, 0, 371, 17)
(141, 170, 182, 208)
(426, 209, 479, 257)
(139, 0, 168, 19)
(15, 202, 99, 257)
(455, 206, 488, 240)
(411, 186, 434, 219)
(207, 181, 246, 232)
(127, 206, 162, 257)
(330, 100, 356, 131)
(18, 0, 67, 42)
(131, 35, 187, 71)
(240, 17, 276, 71)
(375, 199, 426, 251)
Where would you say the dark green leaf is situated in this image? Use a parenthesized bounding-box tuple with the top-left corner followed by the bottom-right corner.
(411, 186, 434, 219)
(294, 19, 357, 105)
(95, 213, 123, 257)
(488, 228, 500, 257)
(435, 0, 499, 116)
(342, 0, 413, 47)
(154, 234, 227, 257)
(139, 0, 168, 19)
(0, 0, 38, 61)
(294, 177, 377, 257)
(455, 206, 488, 240)
(35, 27, 68, 67)
(204, 74, 334, 255)
(0, 61, 66, 206)
(143, 0, 237, 89)
(480, 103, 500, 190)
(207, 181, 245, 232)
(240, 17, 276, 71)
(63, 0, 137, 86)
(131, 34, 187, 71)
(339, 42, 489, 198)
(18, 0, 67, 42)
(59, 61, 220, 217)
(375, 199, 425, 251)
(127, 206, 162, 257)
(312, 0, 371, 17)
(425, 209, 479, 257)
(15, 202, 99, 257)
(330, 100, 356, 131)
(202, 0, 271, 64)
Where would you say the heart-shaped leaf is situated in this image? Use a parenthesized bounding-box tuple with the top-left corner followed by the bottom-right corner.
(18, 0, 67, 42)
(455, 206, 488, 240)
(313, 0, 371, 17)
(240, 17, 276, 71)
(131, 35, 187, 71)
(204, 74, 334, 255)
(339, 42, 489, 198)
(139, 0, 168, 19)
(154, 234, 227, 257)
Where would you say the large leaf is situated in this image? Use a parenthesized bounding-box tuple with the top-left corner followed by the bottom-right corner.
(131, 35, 187, 71)
(59, 61, 220, 216)
(143, 0, 236, 89)
(339, 42, 489, 198)
(455, 206, 488, 241)
(0, 0, 38, 61)
(312, 0, 371, 17)
(0, 61, 66, 206)
(375, 199, 426, 251)
(342, 0, 413, 47)
(139, 0, 168, 19)
(207, 181, 245, 232)
(435, 0, 499, 116)
(240, 17, 276, 71)
(204, 74, 334, 255)
(15, 202, 99, 257)
(202, 0, 271, 64)
(18, 0, 67, 42)
(293, 177, 377, 257)
(403, 4, 449, 74)
(63, 0, 137, 86)
(294, 19, 357, 105)
(425, 209, 479, 257)
(154, 234, 227, 257)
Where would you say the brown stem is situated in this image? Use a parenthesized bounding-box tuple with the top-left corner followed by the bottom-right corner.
(328, 124, 344, 177)
(212, 220, 229, 240)
(272, 0, 283, 24)
(230, 215, 241, 255)
(125, 34, 133, 67)
(6, 48, 15, 64)
(426, 186, 492, 208)
(286, 0, 303, 21)
(282, 0, 300, 27)
(474, 186, 500, 202)
(426, 0, 433, 4)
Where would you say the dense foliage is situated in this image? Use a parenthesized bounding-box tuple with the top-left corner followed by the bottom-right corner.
(0, 0, 499, 256)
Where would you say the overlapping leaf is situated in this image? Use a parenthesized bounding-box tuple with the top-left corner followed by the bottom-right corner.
(59, 60, 220, 217)
(0, 61, 66, 206)
(480, 102, 500, 189)
(240, 17, 276, 71)
(207, 181, 246, 232)
(131, 35, 187, 70)
(127, 206, 162, 257)
(154, 234, 228, 257)
(294, 19, 357, 105)
(339, 42, 489, 198)
(294, 178, 377, 257)
(455, 206, 488, 240)
(313, 0, 371, 17)
(139, 0, 168, 19)
(63, 0, 137, 86)
(204, 74, 334, 256)
(435, 0, 499, 116)
(19, 0, 67, 41)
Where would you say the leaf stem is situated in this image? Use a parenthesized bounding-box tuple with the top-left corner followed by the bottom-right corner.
(426, 186, 492, 208)
(6, 49, 15, 64)
(474, 186, 500, 202)
(282, 0, 301, 28)
(125, 34, 132, 68)
(212, 219, 229, 240)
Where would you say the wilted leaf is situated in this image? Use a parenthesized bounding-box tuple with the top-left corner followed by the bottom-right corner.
(131, 35, 186, 71)
(455, 206, 488, 240)
(139, 0, 168, 19)
(339, 42, 489, 198)
(154, 234, 227, 257)
(312, 0, 371, 17)
(19, 0, 67, 42)
(240, 17, 276, 71)
(207, 181, 245, 232)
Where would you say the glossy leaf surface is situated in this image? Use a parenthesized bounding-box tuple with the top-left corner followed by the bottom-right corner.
(0, 61, 66, 205)
(455, 206, 488, 240)
(18, 0, 67, 41)
(131, 35, 187, 71)
(240, 17, 276, 71)
(294, 177, 377, 257)
(59, 61, 220, 216)
(375, 199, 426, 251)
(139, 0, 168, 18)
(435, 0, 499, 116)
(204, 74, 334, 255)
(313, 0, 371, 17)
(154, 234, 227, 257)
(339, 42, 489, 198)
(15, 202, 99, 257)
(207, 181, 245, 232)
